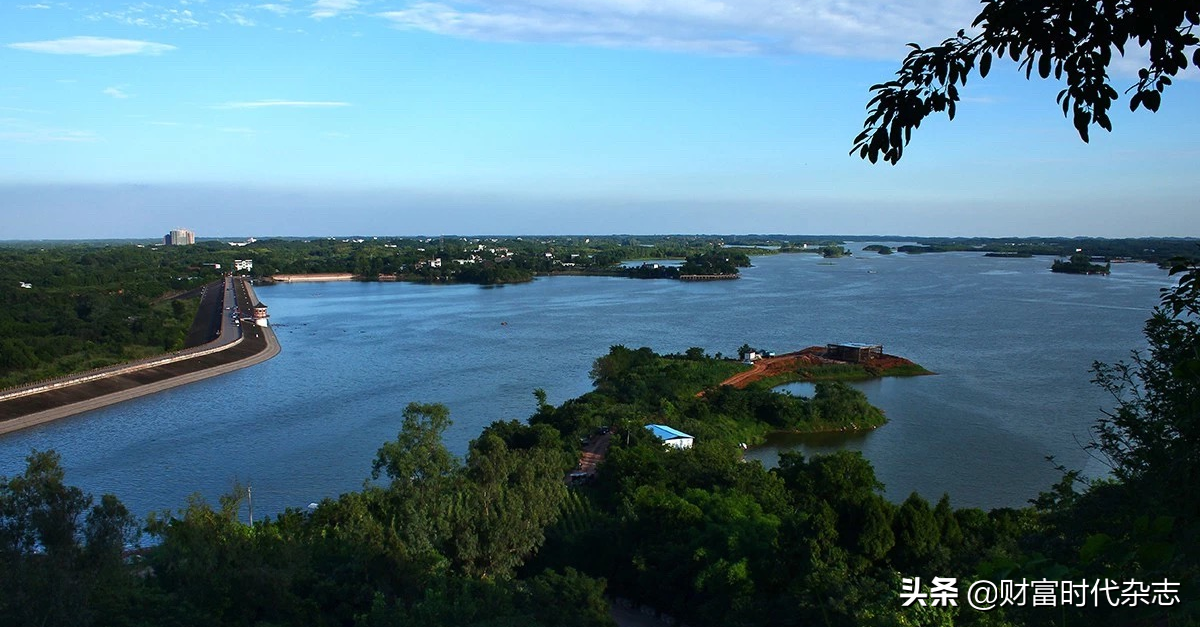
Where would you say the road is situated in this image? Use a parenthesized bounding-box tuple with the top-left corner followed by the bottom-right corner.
(0, 276, 279, 435)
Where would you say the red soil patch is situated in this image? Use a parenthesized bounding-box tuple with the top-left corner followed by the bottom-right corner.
(705, 346, 922, 393)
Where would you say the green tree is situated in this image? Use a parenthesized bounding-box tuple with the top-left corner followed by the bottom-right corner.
(854, 1, 1199, 163)
(1089, 266, 1198, 514)
(0, 450, 141, 625)
(890, 492, 941, 572)
(451, 428, 570, 578)
(371, 402, 457, 489)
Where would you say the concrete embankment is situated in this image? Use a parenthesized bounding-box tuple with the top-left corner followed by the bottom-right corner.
(0, 278, 280, 436)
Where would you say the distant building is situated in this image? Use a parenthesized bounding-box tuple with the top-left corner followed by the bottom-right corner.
(825, 343, 883, 363)
(234, 259, 254, 272)
(645, 424, 694, 449)
(165, 228, 195, 245)
(19, 282, 32, 289)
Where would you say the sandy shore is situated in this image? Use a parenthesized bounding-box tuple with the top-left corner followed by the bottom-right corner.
(271, 273, 356, 282)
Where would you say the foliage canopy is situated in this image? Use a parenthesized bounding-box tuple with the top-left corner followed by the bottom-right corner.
(854, 0, 1199, 163)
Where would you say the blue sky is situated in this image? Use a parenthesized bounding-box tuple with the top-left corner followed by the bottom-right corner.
(1, 1, 1197, 239)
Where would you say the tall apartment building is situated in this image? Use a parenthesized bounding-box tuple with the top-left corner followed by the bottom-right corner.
(164, 228, 196, 245)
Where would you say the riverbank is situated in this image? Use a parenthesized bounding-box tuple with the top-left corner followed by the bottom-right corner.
(0, 278, 280, 436)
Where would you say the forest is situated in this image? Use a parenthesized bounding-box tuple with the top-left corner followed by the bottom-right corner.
(0, 244, 219, 388)
(0, 266, 1195, 625)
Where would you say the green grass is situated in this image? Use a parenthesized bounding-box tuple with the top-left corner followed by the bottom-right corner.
(744, 361, 932, 391)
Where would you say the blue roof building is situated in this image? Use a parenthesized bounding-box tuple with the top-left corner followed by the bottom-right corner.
(645, 424, 694, 449)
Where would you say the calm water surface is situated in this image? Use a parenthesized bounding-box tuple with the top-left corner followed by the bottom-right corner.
(0, 247, 1170, 517)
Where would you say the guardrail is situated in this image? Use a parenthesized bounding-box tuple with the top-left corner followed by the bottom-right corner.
(0, 278, 246, 403)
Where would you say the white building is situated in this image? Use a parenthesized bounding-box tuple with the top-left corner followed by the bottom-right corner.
(645, 424, 694, 449)
(234, 259, 254, 272)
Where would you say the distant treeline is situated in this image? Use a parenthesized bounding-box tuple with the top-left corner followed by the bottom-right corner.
(889, 236, 1197, 265)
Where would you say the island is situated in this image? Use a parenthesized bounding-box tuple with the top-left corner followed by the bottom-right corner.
(1051, 253, 1112, 275)
(819, 245, 852, 258)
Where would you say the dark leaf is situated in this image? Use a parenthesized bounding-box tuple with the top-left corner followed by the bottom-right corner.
(1129, 92, 1142, 111)
(1073, 108, 1090, 141)
(1144, 90, 1161, 111)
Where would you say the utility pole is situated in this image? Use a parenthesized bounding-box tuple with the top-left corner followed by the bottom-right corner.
(247, 485, 254, 526)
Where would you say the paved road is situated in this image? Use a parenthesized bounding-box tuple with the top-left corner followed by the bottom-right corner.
(183, 279, 223, 348)
(0, 276, 279, 434)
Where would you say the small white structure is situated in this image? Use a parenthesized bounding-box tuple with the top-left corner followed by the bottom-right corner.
(645, 424, 694, 449)
(252, 301, 269, 327)
(19, 282, 32, 289)
(234, 259, 254, 272)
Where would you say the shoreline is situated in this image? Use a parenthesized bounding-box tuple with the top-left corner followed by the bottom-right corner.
(0, 277, 281, 437)
(0, 325, 279, 437)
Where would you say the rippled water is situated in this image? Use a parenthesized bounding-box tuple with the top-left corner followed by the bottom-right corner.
(0, 247, 1171, 517)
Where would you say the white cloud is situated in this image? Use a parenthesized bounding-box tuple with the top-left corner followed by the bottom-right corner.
(213, 99, 352, 109)
(257, 3, 292, 15)
(18, 3, 52, 9)
(311, 0, 359, 19)
(221, 11, 257, 26)
(377, 0, 982, 59)
(7, 36, 176, 56)
(87, 4, 206, 28)
(219, 126, 257, 134)
(103, 86, 131, 99)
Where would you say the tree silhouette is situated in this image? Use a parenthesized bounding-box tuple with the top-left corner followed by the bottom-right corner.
(854, 0, 1199, 164)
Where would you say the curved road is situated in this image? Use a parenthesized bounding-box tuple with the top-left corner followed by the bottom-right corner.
(0, 276, 279, 436)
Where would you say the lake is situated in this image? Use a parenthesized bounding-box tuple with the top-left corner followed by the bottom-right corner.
(0, 246, 1171, 518)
